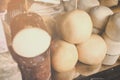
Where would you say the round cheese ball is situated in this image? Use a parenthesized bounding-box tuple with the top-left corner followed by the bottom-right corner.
(76, 34, 107, 65)
(51, 39, 78, 72)
(12, 27, 51, 58)
(57, 10, 92, 44)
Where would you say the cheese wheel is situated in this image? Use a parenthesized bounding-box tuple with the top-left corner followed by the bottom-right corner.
(51, 39, 78, 72)
(78, 0, 100, 12)
(89, 6, 113, 30)
(57, 10, 92, 44)
(12, 28, 51, 58)
(105, 12, 120, 41)
(77, 34, 107, 65)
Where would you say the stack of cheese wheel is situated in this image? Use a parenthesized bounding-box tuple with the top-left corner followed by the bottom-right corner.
(9, 12, 51, 80)
(51, 9, 92, 79)
(51, 9, 107, 78)
(102, 13, 120, 65)
(89, 6, 113, 34)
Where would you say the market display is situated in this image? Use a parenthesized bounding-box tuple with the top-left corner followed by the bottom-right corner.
(0, 0, 120, 80)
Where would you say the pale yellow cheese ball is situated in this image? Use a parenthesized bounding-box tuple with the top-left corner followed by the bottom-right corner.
(57, 9, 93, 44)
(51, 39, 78, 72)
(77, 34, 107, 65)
